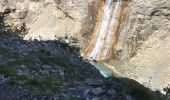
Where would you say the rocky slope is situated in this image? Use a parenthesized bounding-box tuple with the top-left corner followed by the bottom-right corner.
(0, 35, 167, 100)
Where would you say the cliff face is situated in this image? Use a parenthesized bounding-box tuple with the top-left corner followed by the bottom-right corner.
(112, 0, 170, 92)
(0, 0, 98, 47)
(116, 0, 170, 60)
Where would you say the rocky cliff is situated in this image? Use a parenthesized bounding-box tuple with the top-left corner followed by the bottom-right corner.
(0, 0, 99, 48)
(112, 0, 170, 92)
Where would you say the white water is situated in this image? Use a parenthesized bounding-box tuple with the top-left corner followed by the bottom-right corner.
(87, 0, 122, 60)
(87, 0, 122, 77)
(103, 0, 122, 58)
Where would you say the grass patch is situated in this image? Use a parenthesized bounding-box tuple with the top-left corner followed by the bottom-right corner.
(39, 55, 76, 69)
(0, 60, 61, 94)
(0, 64, 17, 77)
(27, 75, 61, 94)
(7, 56, 36, 66)
(8, 74, 61, 95)
(21, 56, 36, 65)
(0, 47, 18, 57)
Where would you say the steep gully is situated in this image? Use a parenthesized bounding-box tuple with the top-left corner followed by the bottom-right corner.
(81, 0, 126, 77)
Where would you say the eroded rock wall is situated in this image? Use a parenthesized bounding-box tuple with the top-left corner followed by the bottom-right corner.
(112, 0, 170, 92)
(0, 0, 99, 48)
(116, 0, 170, 60)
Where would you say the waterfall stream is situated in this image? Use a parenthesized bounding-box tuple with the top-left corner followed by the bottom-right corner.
(81, 0, 124, 77)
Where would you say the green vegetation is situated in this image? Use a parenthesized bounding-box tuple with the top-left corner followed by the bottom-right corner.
(0, 50, 61, 94)
(0, 64, 17, 77)
(0, 46, 18, 57)
(39, 54, 76, 70)
(0, 60, 61, 94)
(126, 83, 155, 100)
(0, 46, 81, 95)
(26, 75, 61, 94)
(0, 11, 28, 39)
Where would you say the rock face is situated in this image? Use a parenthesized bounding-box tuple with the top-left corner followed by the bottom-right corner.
(111, 0, 170, 92)
(0, 0, 99, 47)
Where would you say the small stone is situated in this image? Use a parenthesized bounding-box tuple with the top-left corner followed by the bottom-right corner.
(59, 69, 64, 76)
(85, 97, 90, 100)
(91, 87, 104, 95)
(91, 97, 100, 100)
(39, 70, 50, 75)
(107, 89, 116, 95)
(125, 94, 133, 100)
(0, 74, 6, 84)
(21, 65, 27, 70)
(8, 59, 16, 62)
(85, 79, 100, 86)
(54, 97, 59, 100)
(23, 53, 28, 56)
(42, 65, 51, 70)
(83, 88, 91, 97)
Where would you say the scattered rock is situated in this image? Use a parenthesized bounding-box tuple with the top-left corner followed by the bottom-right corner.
(91, 87, 104, 95)
(42, 65, 51, 70)
(91, 97, 100, 100)
(59, 69, 64, 76)
(83, 88, 91, 97)
(0, 74, 6, 84)
(125, 94, 133, 100)
(85, 79, 101, 86)
(107, 89, 116, 96)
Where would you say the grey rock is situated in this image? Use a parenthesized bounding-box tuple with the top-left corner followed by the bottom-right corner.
(125, 94, 133, 100)
(91, 87, 104, 95)
(23, 53, 28, 56)
(8, 59, 16, 62)
(107, 89, 116, 96)
(85, 97, 90, 100)
(85, 79, 100, 86)
(83, 88, 91, 97)
(42, 65, 51, 70)
(0, 74, 6, 84)
(59, 69, 64, 76)
(21, 65, 27, 70)
(91, 97, 100, 100)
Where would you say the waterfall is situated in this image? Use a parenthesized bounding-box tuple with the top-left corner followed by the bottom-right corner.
(81, 0, 124, 77)
(81, 0, 123, 61)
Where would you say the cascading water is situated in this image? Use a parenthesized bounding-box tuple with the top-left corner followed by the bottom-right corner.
(81, 0, 124, 77)
(81, 0, 123, 61)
